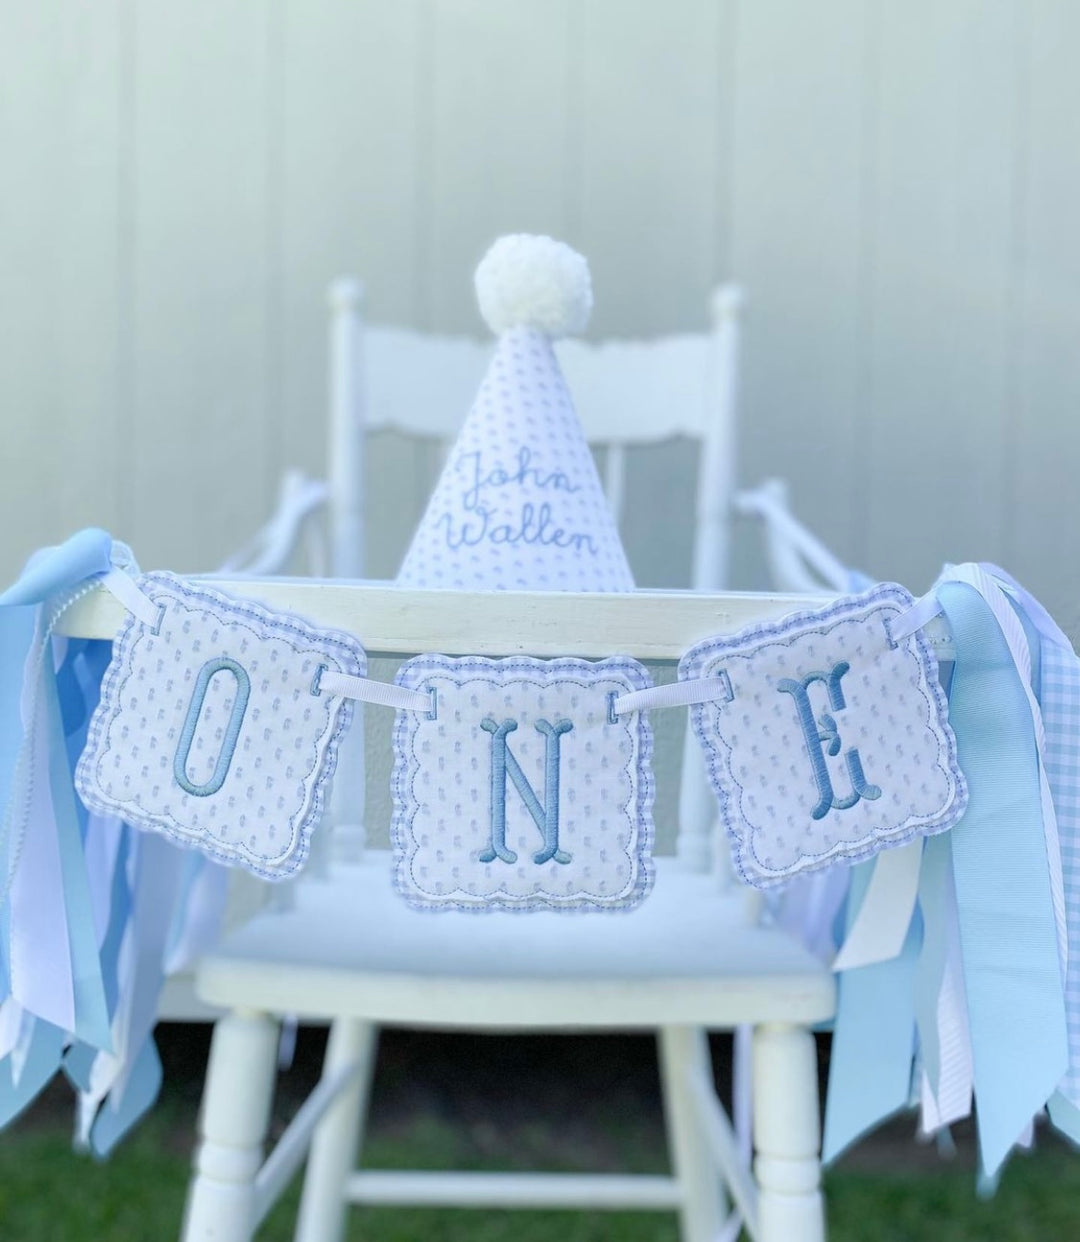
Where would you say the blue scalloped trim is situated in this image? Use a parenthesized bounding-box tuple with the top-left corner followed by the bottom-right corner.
(391, 654, 655, 913)
(75, 571, 367, 881)
(679, 581, 968, 888)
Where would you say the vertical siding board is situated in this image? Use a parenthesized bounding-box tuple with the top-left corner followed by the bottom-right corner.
(860, 1, 1018, 590)
(0, 0, 123, 580)
(2, 0, 1079, 610)
(575, 0, 729, 339)
(278, 0, 423, 488)
(728, 0, 871, 587)
(1010, 1, 1080, 624)
(572, 1, 730, 587)
(128, 2, 273, 572)
(424, 0, 574, 335)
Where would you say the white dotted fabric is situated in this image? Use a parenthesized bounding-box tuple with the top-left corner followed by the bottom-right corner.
(680, 583, 967, 889)
(396, 325, 635, 591)
(76, 573, 367, 880)
(392, 655, 654, 911)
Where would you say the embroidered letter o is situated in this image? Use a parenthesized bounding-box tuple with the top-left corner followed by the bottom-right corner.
(173, 657, 251, 797)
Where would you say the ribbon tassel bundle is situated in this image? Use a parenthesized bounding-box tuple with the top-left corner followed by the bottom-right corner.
(826, 563, 1080, 1181)
(0, 528, 227, 1154)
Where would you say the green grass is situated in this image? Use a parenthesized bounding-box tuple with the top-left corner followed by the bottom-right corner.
(1, 1029, 1078, 1241)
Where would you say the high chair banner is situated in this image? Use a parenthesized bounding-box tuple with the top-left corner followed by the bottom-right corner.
(8, 532, 1080, 1180)
(62, 563, 978, 913)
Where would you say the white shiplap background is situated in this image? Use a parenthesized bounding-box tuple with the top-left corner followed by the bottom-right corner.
(2, 1, 1079, 623)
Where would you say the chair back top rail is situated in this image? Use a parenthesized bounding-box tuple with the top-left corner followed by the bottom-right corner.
(362, 321, 731, 445)
(55, 580, 951, 663)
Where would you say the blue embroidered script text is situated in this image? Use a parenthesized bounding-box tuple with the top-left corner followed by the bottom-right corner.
(438, 448, 598, 555)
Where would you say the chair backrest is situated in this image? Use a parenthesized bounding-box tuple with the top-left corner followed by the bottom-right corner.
(326, 280, 743, 592)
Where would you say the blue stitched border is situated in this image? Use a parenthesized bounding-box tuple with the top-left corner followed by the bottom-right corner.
(75, 571, 367, 881)
(679, 581, 967, 888)
(390, 654, 655, 913)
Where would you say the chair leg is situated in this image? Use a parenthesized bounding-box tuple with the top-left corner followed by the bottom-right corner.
(752, 1023, 826, 1242)
(294, 1019, 378, 1242)
(182, 1009, 280, 1242)
(658, 1026, 725, 1242)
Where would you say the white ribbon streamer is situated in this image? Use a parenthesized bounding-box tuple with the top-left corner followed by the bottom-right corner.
(832, 840, 924, 973)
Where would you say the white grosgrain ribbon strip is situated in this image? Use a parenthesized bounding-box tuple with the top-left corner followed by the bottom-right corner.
(611, 675, 733, 717)
(930, 871, 975, 1131)
(888, 588, 946, 646)
(315, 668, 434, 715)
(97, 569, 162, 629)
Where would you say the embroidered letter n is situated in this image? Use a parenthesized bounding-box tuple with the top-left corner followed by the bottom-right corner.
(480, 717, 573, 865)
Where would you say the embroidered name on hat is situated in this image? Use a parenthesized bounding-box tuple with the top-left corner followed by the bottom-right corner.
(75, 572, 366, 880)
(680, 582, 967, 888)
(391, 655, 654, 911)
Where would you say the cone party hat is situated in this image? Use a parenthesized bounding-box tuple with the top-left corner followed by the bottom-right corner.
(396, 235, 635, 591)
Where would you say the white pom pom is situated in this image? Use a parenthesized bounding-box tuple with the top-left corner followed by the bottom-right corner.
(475, 234, 592, 338)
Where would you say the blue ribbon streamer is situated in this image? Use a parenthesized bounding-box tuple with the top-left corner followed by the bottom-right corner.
(937, 580, 1068, 1176)
(823, 857, 921, 1162)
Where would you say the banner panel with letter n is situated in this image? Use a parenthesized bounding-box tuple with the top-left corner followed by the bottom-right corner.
(391, 655, 655, 911)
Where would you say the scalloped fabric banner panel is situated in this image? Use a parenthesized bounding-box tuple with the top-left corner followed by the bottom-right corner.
(75, 573, 366, 880)
(392, 655, 654, 911)
(680, 583, 967, 889)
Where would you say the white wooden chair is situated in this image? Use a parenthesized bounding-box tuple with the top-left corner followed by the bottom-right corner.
(157, 277, 749, 1025)
(733, 480, 851, 596)
(125, 580, 836, 1242)
(153, 281, 837, 1240)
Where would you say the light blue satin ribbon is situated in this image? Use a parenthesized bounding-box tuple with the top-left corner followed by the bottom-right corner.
(43, 666, 110, 1049)
(823, 857, 922, 1162)
(937, 580, 1068, 1176)
(0, 528, 112, 610)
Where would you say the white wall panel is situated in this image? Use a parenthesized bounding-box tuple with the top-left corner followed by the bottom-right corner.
(278, 0, 424, 481)
(0, 0, 124, 571)
(0, 0, 1079, 636)
(858, 0, 1018, 592)
(127, 0, 275, 573)
(574, 0, 731, 338)
(1010, 0, 1080, 626)
(423, 0, 574, 333)
(728, 0, 871, 588)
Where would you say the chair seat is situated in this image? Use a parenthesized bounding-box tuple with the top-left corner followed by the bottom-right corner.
(197, 857, 835, 1030)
